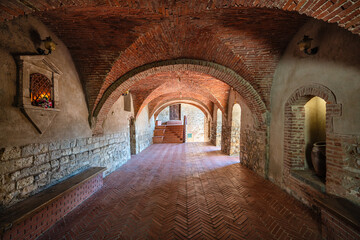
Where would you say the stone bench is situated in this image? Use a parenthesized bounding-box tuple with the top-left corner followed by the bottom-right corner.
(0, 167, 106, 240)
(315, 196, 360, 240)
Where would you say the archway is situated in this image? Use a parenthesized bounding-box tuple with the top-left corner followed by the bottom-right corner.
(91, 60, 266, 134)
(283, 84, 341, 202)
(230, 104, 241, 156)
(216, 109, 222, 147)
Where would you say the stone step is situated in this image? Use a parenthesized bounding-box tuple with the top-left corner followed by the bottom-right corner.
(154, 129, 165, 136)
(153, 136, 164, 144)
(166, 120, 182, 125)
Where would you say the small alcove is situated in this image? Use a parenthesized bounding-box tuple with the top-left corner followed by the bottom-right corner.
(17, 55, 61, 134)
(304, 96, 327, 183)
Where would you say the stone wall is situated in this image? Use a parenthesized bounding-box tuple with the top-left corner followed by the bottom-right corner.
(216, 109, 222, 147)
(135, 105, 154, 153)
(0, 132, 130, 208)
(240, 129, 266, 175)
(230, 126, 241, 155)
(181, 104, 205, 142)
(0, 17, 137, 208)
(157, 107, 170, 123)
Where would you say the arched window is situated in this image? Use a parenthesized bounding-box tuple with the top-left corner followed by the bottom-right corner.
(30, 73, 53, 108)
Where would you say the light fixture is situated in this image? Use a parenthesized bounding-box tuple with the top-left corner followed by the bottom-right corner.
(297, 35, 318, 55)
(37, 37, 57, 55)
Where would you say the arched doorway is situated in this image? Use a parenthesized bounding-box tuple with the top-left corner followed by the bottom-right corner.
(216, 109, 222, 147)
(230, 104, 241, 156)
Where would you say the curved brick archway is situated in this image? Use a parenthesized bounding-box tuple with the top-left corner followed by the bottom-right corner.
(131, 71, 230, 119)
(283, 84, 342, 205)
(1, 1, 359, 35)
(152, 99, 212, 121)
(92, 59, 267, 134)
(148, 92, 215, 119)
(284, 84, 339, 173)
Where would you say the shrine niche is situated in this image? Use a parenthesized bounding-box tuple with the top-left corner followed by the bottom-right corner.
(17, 55, 61, 134)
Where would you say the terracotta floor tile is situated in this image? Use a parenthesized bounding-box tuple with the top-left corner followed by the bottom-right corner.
(39, 143, 321, 240)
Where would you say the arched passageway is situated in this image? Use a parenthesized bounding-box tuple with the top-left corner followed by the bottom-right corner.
(230, 104, 241, 156)
(216, 109, 222, 147)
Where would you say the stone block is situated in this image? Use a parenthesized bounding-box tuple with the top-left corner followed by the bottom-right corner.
(62, 148, 72, 156)
(34, 153, 49, 165)
(37, 177, 49, 187)
(1, 157, 33, 174)
(51, 159, 59, 168)
(50, 150, 62, 160)
(1, 182, 15, 192)
(37, 163, 51, 173)
(8, 171, 20, 182)
(34, 172, 47, 181)
(77, 138, 87, 147)
(61, 139, 71, 149)
(49, 141, 61, 151)
(72, 146, 81, 154)
(60, 156, 69, 164)
(0, 147, 21, 161)
(21, 143, 48, 157)
(21, 184, 37, 196)
(21, 144, 34, 157)
(70, 139, 77, 148)
(17, 176, 34, 189)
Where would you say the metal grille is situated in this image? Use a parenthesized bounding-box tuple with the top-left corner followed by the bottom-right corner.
(30, 73, 53, 107)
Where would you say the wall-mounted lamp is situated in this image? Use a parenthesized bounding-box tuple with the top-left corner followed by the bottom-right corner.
(297, 35, 318, 55)
(122, 90, 129, 96)
(37, 37, 57, 55)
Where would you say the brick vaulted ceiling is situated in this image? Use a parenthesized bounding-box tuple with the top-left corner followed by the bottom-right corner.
(1, 1, 359, 131)
(35, 7, 307, 114)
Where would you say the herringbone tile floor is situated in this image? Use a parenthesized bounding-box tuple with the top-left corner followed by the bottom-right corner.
(40, 143, 322, 240)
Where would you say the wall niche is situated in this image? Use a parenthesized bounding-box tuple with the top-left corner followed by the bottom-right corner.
(17, 55, 61, 134)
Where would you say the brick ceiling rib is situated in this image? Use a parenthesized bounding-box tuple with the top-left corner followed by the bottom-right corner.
(3, 2, 356, 133)
(0, 0, 359, 35)
(91, 60, 267, 134)
(153, 99, 212, 121)
(130, 71, 230, 118)
(147, 92, 214, 120)
(36, 7, 307, 117)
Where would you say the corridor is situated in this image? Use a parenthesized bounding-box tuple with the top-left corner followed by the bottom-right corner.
(40, 143, 321, 240)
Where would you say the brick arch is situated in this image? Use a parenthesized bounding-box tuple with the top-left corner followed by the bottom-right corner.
(92, 59, 266, 134)
(285, 84, 337, 106)
(135, 78, 226, 119)
(283, 84, 341, 179)
(152, 99, 212, 121)
(94, 20, 257, 112)
(147, 92, 217, 120)
(2, 1, 359, 35)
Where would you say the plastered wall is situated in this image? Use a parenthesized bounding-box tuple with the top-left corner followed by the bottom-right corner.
(0, 17, 135, 207)
(0, 16, 91, 147)
(270, 20, 360, 203)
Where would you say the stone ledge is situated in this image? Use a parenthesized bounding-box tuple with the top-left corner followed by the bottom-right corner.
(291, 169, 325, 193)
(0, 167, 106, 233)
(315, 196, 360, 231)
